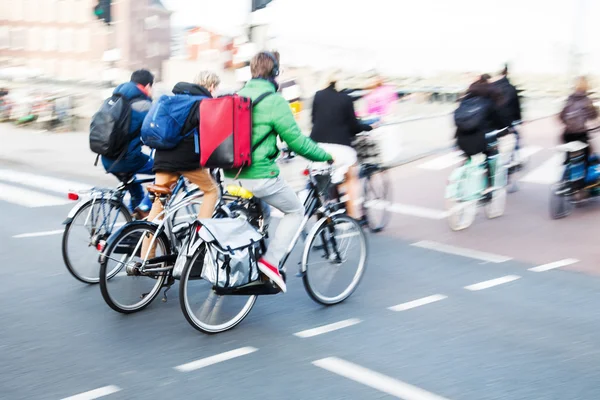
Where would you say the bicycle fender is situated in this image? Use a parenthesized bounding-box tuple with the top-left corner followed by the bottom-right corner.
(63, 199, 93, 224)
(300, 210, 346, 274)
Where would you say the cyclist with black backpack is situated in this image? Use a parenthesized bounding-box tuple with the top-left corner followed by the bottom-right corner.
(90, 69, 155, 219)
(454, 75, 509, 193)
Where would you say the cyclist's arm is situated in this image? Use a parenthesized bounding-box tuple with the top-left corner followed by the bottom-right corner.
(270, 96, 332, 162)
(346, 96, 373, 135)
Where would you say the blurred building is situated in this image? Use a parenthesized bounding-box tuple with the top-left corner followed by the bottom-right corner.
(0, 0, 171, 82)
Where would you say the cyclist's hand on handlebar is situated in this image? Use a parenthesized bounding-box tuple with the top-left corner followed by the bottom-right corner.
(327, 156, 335, 165)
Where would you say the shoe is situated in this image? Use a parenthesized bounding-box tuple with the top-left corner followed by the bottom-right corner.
(133, 207, 150, 220)
(257, 259, 286, 293)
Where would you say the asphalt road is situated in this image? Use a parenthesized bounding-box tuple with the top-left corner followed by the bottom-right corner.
(2, 117, 600, 399)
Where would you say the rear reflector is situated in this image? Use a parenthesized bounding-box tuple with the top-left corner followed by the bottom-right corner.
(67, 192, 79, 201)
(302, 169, 310, 176)
(96, 241, 106, 252)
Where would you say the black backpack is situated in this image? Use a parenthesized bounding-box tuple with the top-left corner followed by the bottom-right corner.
(454, 96, 489, 132)
(89, 93, 137, 160)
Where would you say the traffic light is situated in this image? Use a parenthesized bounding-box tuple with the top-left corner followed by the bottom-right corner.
(94, 0, 112, 25)
(251, 0, 272, 12)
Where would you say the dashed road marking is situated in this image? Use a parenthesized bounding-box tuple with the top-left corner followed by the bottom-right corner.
(520, 153, 564, 185)
(60, 385, 121, 400)
(294, 318, 362, 338)
(13, 229, 64, 238)
(174, 347, 258, 372)
(388, 294, 448, 312)
(0, 183, 70, 208)
(0, 168, 90, 195)
(313, 357, 451, 400)
(418, 151, 464, 171)
(528, 258, 579, 272)
(464, 275, 521, 291)
(411, 241, 511, 263)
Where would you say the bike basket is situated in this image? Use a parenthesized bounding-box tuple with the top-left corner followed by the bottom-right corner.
(353, 135, 381, 164)
(311, 170, 333, 197)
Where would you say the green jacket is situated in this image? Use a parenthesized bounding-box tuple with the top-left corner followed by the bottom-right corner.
(224, 79, 332, 180)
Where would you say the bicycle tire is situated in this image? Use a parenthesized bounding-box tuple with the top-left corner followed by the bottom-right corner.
(99, 222, 169, 314)
(302, 214, 367, 305)
(362, 169, 391, 232)
(179, 243, 257, 334)
(62, 199, 132, 284)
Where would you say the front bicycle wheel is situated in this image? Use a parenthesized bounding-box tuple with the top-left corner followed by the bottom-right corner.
(62, 200, 131, 284)
(302, 214, 367, 305)
(362, 168, 392, 232)
(179, 244, 257, 334)
(99, 223, 169, 314)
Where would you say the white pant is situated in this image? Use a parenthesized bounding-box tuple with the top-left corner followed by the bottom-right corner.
(316, 143, 358, 183)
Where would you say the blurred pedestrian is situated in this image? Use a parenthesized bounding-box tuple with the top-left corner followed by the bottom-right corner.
(361, 75, 398, 124)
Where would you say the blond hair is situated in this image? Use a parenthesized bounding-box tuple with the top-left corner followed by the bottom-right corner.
(193, 71, 221, 89)
(575, 76, 589, 93)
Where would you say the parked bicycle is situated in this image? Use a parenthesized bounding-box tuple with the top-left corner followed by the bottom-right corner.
(445, 129, 509, 231)
(177, 162, 368, 334)
(62, 174, 154, 284)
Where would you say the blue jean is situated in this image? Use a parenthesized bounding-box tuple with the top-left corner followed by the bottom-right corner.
(109, 157, 154, 212)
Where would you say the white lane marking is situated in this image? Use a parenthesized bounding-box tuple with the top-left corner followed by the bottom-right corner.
(0, 183, 70, 207)
(294, 318, 362, 338)
(313, 357, 450, 400)
(518, 145, 543, 160)
(464, 275, 521, 291)
(529, 258, 579, 272)
(61, 385, 121, 400)
(418, 151, 464, 170)
(520, 153, 564, 184)
(411, 241, 512, 263)
(365, 202, 448, 220)
(0, 169, 91, 195)
(174, 347, 258, 372)
(13, 229, 64, 238)
(388, 294, 448, 312)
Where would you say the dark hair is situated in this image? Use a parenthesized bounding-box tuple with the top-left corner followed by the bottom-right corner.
(131, 69, 155, 87)
(501, 63, 509, 76)
(467, 79, 504, 105)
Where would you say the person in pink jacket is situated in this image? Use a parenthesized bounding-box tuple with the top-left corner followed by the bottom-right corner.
(362, 77, 398, 124)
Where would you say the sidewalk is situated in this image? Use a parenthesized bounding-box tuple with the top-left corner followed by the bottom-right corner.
(0, 99, 559, 186)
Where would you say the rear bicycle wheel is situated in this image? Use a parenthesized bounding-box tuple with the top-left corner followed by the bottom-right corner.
(179, 244, 257, 334)
(99, 223, 169, 314)
(550, 182, 574, 219)
(62, 199, 131, 284)
(302, 214, 367, 305)
(362, 168, 392, 232)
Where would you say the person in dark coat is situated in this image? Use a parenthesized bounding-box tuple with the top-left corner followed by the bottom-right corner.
(310, 71, 375, 219)
(146, 72, 220, 225)
(101, 69, 154, 217)
(559, 76, 599, 161)
(455, 75, 509, 190)
(493, 64, 523, 155)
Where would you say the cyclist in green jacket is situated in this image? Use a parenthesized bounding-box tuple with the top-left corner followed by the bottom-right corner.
(225, 51, 333, 293)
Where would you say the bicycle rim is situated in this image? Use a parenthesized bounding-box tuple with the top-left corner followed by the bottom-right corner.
(100, 224, 168, 313)
(62, 200, 131, 284)
(363, 170, 392, 232)
(180, 244, 256, 334)
(303, 215, 367, 305)
(446, 198, 477, 231)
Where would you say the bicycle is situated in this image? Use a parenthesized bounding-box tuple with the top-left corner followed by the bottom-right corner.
(549, 127, 600, 219)
(178, 162, 368, 334)
(98, 170, 242, 313)
(502, 120, 529, 193)
(62, 174, 154, 284)
(445, 129, 509, 231)
(353, 132, 392, 232)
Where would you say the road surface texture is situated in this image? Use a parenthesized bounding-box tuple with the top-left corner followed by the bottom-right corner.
(2, 117, 600, 399)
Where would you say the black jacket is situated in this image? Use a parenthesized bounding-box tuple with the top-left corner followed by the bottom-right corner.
(493, 76, 522, 123)
(455, 82, 508, 156)
(153, 83, 212, 173)
(310, 84, 372, 147)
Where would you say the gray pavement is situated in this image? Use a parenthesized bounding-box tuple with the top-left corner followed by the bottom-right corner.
(3, 104, 600, 399)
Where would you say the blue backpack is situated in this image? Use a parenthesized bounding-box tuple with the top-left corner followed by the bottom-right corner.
(141, 94, 206, 150)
